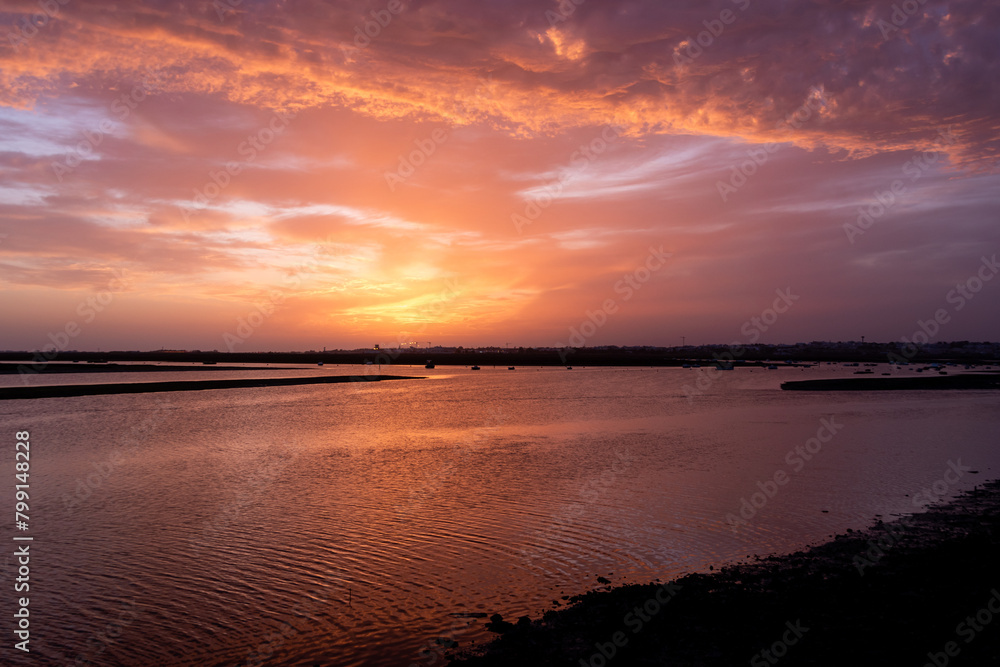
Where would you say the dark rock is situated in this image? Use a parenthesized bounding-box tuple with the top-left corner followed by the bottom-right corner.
(485, 614, 514, 634)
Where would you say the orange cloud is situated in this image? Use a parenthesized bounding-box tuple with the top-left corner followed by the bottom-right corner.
(1, 1, 998, 351)
(2, 0, 996, 167)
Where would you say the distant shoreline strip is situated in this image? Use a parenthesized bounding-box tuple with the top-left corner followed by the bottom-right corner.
(782, 374, 1000, 391)
(0, 363, 286, 375)
(0, 375, 423, 400)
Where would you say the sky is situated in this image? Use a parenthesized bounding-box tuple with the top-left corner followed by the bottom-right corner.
(0, 0, 998, 352)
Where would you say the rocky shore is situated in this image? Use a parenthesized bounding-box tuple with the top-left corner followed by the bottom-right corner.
(449, 479, 1000, 666)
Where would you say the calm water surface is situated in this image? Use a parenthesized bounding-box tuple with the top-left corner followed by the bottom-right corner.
(1, 365, 998, 665)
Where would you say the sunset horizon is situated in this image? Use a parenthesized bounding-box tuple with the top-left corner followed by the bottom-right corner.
(3, 3, 1000, 665)
(2, 0, 998, 352)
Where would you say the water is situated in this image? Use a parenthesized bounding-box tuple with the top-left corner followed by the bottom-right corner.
(1, 365, 998, 665)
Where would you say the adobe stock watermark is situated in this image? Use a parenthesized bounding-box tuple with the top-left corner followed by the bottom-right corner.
(412, 615, 481, 667)
(222, 237, 342, 351)
(876, 0, 933, 40)
(394, 401, 505, 526)
(384, 127, 449, 191)
(223, 291, 290, 352)
(62, 397, 174, 512)
(353, 276, 462, 378)
(683, 287, 800, 401)
(198, 451, 297, 545)
(672, 0, 751, 66)
(338, 0, 406, 58)
(750, 620, 810, 666)
(922, 589, 1000, 667)
(512, 124, 623, 234)
(716, 87, 833, 202)
(51, 73, 161, 182)
(17, 268, 131, 384)
(911, 459, 973, 510)
(555, 245, 671, 361)
(520, 449, 635, 567)
(212, 0, 243, 21)
(852, 459, 971, 575)
(545, 0, 586, 27)
(179, 108, 296, 222)
(843, 126, 957, 244)
(472, 72, 499, 103)
(5, 0, 68, 52)
(725, 416, 844, 532)
(68, 596, 139, 666)
(886, 254, 998, 365)
(850, 515, 915, 576)
(405, 412, 510, 667)
(578, 582, 682, 667)
(238, 591, 331, 667)
(740, 288, 799, 343)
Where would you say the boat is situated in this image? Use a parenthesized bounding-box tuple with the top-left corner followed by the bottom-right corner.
(471, 365, 481, 370)
(425, 360, 435, 369)
(317, 361, 323, 366)
(508, 366, 515, 370)
(767, 365, 778, 370)
(566, 366, 572, 370)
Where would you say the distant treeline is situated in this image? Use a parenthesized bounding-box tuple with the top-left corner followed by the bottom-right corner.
(0, 342, 996, 367)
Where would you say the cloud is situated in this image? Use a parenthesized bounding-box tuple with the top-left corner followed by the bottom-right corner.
(1, 1, 996, 166)
(0, 0, 997, 350)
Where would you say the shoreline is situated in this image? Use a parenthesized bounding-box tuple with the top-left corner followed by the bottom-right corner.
(4, 348, 996, 368)
(449, 479, 1000, 665)
(782, 373, 1000, 390)
(0, 374, 422, 400)
(0, 362, 288, 374)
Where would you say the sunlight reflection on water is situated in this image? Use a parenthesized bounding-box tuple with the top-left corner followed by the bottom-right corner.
(0, 365, 997, 665)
